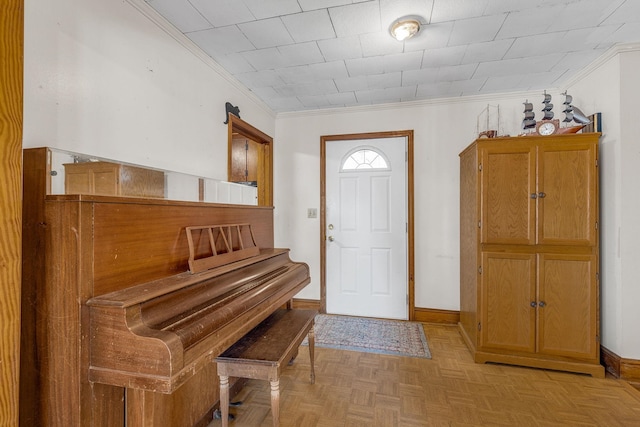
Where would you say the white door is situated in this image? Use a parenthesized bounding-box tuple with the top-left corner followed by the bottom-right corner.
(326, 137, 407, 319)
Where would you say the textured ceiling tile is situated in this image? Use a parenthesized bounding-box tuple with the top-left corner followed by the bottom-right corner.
(598, 0, 638, 25)
(430, 0, 490, 22)
(329, 2, 382, 37)
(264, 96, 305, 111)
(238, 18, 294, 49)
(242, 48, 286, 70)
(360, 32, 405, 57)
(189, 0, 254, 27)
(381, 51, 424, 73)
(449, 77, 488, 95)
(421, 45, 466, 68)
(404, 21, 455, 50)
(503, 33, 568, 59)
(278, 42, 325, 67)
(275, 79, 338, 97)
(214, 53, 256, 74)
(282, 10, 336, 43)
(243, 0, 302, 20)
(474, 53, 565, 78)
(146, 0, 640, 112)
(402, 67, 439, 86)
(148, 0, 211, 33)
(235, 69, 285, 88)
(415, 81, 452, 98)
(187, 26, 254, 57)
(277, 61, 349, 85)
(495, 6, 561, 39)
(379, 0, 433, 27)
(435, 63, 477, 82)
(318, 36, 363, 61)
(298, 0, 352, 12)
(461, 39, 514, 64)
(449, 14, 506, 46)
(345, 56, 385, 76)
(606, 22, 640, 44)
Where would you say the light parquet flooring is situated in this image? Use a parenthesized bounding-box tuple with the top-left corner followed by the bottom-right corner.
(209, 323, 640, 427)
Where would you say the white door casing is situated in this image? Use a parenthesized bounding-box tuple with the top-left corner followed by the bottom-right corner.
(325, 137, 408, 319)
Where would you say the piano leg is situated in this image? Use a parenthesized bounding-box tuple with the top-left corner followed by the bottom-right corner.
(220, 375, 230, 427)
(309, 323, 315, 384)
(270, 379, 280, 427)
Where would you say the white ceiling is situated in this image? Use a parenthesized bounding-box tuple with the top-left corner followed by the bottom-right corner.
(144, 0, 640, 113)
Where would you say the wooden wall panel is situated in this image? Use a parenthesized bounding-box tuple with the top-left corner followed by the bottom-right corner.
(0, 0, 23, 425)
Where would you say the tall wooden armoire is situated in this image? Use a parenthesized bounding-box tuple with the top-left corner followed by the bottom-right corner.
(459, 133, 604, 378)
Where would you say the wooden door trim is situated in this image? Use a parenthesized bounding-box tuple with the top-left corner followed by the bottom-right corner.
(320, 130, 415, 320)
(227, 115, 273, 206)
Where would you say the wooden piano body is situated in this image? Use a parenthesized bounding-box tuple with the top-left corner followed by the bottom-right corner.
(20, 148, 310, 427)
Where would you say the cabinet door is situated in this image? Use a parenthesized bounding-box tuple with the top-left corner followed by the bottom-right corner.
(537, 253, 598, 359)
(537, 141, 598, 245)
(480, 142, 536, 245)
(479, 252, 536, 353)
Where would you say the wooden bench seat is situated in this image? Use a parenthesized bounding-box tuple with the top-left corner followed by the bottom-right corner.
(215, 309, 317, 427)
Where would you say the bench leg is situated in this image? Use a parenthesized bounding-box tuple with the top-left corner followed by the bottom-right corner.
(220, 375, 230, 427)
(309, 323, 315, 384)
(270, 379, 280, 426)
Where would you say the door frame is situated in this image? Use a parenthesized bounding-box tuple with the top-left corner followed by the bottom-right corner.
(320, 130, 415, 320)
(227, 115, 273, 206)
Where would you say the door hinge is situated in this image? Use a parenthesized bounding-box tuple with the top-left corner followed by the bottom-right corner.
(478, 266, 482, 274)
(595, 159, 598, 167)
(478, 220, 481, 229)
(477, 322, 481, 331)
(478, 163, 483, 171)
(595, 221, 598, 230)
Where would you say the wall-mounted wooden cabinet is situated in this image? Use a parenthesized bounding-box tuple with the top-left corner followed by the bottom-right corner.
(459, 133, 603, 377)
(64, 161, 165, 198)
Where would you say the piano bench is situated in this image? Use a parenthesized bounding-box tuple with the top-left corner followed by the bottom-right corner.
(215, 308, 317, 427)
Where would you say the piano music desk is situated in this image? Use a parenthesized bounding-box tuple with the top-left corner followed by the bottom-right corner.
(215, 309, 317, 427)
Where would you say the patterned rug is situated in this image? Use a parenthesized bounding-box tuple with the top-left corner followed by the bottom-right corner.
(302, 314, 431, 359)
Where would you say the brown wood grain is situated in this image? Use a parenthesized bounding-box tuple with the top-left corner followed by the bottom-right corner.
(21, 155, 290, 426)
(1, 0, 23, 425)
(459, 134, 603, 378)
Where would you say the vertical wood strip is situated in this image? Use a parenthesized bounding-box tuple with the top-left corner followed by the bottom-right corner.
(0, 0, 24, 425)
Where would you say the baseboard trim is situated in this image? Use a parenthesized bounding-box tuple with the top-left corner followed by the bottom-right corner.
(601, 346, 640, 382)
(291, 300, 460, 324)
(414, 307, 460, 324)
(291, 298, 321, 310)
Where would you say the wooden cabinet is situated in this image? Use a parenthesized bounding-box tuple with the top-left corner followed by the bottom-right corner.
(64, 161, 165, 198)
(459, 133, 603, 377)
(230, 136, 259, 184)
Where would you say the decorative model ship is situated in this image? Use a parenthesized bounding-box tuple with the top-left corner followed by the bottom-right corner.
(523, 91, 591, 136)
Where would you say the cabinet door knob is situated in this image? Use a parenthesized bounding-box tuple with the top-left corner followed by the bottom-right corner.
(538, 301, 546, 307)
(538, 192, 546, 198)
(530, 301, 537, 308)
(530, 193, 537, 199)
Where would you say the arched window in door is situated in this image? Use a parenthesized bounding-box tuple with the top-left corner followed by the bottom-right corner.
(340, 147, 390, 172)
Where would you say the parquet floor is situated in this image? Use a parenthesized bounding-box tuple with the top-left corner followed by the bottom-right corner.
(208, 323, 640, 426)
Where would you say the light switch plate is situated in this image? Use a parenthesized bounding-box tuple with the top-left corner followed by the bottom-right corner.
(307, 208, 317, 218)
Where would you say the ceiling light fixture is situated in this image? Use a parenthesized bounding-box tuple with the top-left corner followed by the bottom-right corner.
(389, 16, 422, 41)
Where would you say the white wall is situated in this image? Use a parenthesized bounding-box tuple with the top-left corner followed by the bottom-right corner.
(274, 93, 542, 310)
(23, 0, 275, 179)
(566, 45, 640, 360)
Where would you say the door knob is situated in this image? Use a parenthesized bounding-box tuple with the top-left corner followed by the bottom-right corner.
(328, 224, 334, 230)
(538, 301, 546, 307)
(328, 236, 334, 242)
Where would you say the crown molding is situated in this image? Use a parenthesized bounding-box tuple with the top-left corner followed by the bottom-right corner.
(124, 0, 276, 120)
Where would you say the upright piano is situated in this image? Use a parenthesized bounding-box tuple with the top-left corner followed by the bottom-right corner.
(20, 148, 311, 427)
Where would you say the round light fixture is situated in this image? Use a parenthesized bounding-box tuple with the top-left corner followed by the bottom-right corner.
(389, 16, 422, 41)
